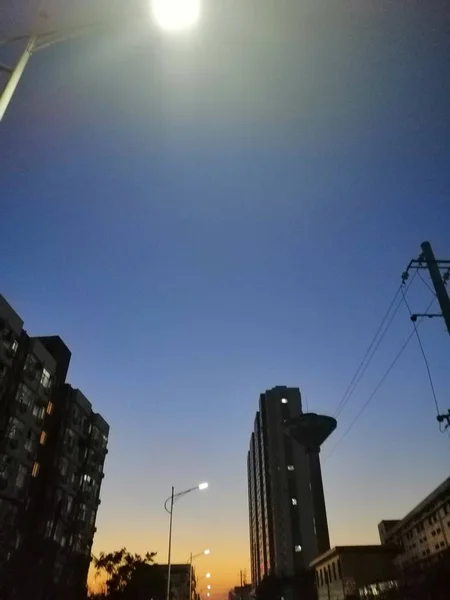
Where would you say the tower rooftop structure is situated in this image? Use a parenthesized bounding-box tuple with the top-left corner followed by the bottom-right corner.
(285, 413, 337, 452)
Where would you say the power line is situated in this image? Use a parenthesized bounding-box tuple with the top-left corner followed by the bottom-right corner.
(417, 270, 437, 297)
(333, 275, 416, 419)
(401, 286, 440, 415)
(324, 297, 436, 461)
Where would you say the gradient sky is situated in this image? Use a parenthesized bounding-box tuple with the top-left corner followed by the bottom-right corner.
(1, 0, 450, 597)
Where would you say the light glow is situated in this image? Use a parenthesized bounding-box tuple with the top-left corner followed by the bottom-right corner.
(198, 482, 209, 490)
(204, 549, 210, 555)
(151, 0, 200, 32)
(205, 573, 211, 578)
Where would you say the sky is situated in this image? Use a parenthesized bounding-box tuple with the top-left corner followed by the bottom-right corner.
(1, 0, 450, 597)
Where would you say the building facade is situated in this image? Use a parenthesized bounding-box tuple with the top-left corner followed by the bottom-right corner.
(247, 386, 331, 586)
(310, 545, 398, 600)
(378, 477, 450, 571)
(0, 294, 109, 599)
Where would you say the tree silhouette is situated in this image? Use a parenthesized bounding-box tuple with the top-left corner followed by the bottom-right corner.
(91, 547, 165, 600)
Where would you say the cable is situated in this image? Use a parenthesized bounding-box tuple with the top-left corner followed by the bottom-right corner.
(401, 287, 440, 415)
(333, 275, 416, 419)
(324, 296, 436, 461)
(417, 270, 437, 297)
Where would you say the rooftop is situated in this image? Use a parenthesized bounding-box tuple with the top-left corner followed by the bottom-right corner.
(310, 545, 399, 567)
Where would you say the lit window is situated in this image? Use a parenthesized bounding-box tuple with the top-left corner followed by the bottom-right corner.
(292, 498, 297, 506)
(12, 340, 19, 354)
(32, 462, 40, 478)
(287, 465, 294, 471)
(40, 368, 51, 389)
(281, 398, 288, 404)
(40, 431, 47, 445)
(294, 545, 302, 552)
(46, 402, 54, 415)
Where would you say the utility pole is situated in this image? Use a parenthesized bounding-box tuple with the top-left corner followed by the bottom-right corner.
(403, 240, 450, 430)
(420, 241, 450, 336)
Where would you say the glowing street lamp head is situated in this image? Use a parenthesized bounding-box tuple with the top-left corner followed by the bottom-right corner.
(207, 585, 211, 590)
(198, 482, 208, 490)
(151, 0, 200, 32)
(205, 573, 211, 578)
(204, 549, 210, 555)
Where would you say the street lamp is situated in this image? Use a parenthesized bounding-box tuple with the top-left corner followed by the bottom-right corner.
(164, 483, 209, 600)
(189, 549, 210, 600)
(0, 0, 201, 122)
(150, 0, 201, 32)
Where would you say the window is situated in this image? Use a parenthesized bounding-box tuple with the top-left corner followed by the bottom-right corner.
(287, 465, 294, 471)
(281, 398, 288, 404)
(24, 429, 37, 454)
(16, 384, 34, 408)
(12, 340, 19, 354)
(46, 401, 54, 415)
(440, 541, 445, 548)
(40, 368, 51, 389)
(40, 431, 47, 445)
(66, 495, 73, 515)
(294, 545, 302, 552)
(32, 404, 45, 422)
(292, 498, 297, 506)
(15, 465, 27, 489)
(7, 417, 23, 440)
(31, 462, 40, 478)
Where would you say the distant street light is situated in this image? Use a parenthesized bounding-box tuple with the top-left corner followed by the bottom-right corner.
(189, 549, 211, 600)
(164, 483, 209, 600)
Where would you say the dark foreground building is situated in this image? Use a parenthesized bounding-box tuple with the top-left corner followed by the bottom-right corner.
(0, 295, 109, 599)
(247, 386, 335, 586)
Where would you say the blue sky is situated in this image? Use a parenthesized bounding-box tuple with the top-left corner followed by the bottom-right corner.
(1, 0, 450, 595)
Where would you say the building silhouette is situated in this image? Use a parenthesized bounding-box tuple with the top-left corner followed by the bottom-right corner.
(0, 294, 109, 599)
(247, 386, 334, 586)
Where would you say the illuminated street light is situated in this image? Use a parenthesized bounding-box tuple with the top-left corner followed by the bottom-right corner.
(165, 484, 209, 600)
(150, 0, 201, 32)
(189, 549, 211, 600)
(0, 0, 202, 122)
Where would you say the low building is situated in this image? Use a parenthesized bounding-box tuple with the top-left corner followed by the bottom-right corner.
(160, 564, 196, 600)
(378, 477, 450, 571)
(310, 545, 398, 600)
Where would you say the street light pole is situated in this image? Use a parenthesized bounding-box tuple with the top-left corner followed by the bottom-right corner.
(164, 483, 209, 600)
(0, 36, 37, 121)
(189, 549, 210, 600)
(165, 486, 175, 600)
(189, 552, 193, 600)
(0, 22, 99, 122)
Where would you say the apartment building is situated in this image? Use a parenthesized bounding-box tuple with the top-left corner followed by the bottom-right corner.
(247, 386, 332, 586)
(379, 477, 450, 571)
(0, 295, 109, 599)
